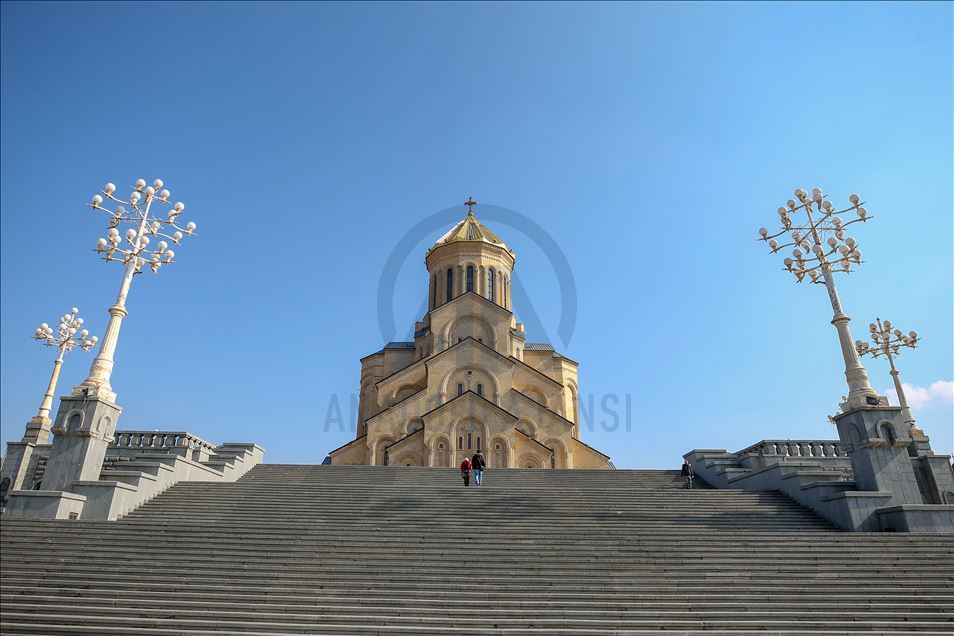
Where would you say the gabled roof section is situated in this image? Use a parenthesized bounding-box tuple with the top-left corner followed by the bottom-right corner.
(511, 389, 575, 430)
(385, 427, 423, 450)
(427, 290, 512, 320)
(428, 211, 514, 257)
(419, 389, 519, 424)
(365, 388, 426, 425)
(516, 429, 555, 455)
(328, 434, 367, 456)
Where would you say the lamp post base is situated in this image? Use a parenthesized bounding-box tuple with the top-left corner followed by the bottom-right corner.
(40, 391, 122, 493)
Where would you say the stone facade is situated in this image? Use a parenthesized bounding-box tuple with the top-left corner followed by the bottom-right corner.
(330, 210, 611, 469)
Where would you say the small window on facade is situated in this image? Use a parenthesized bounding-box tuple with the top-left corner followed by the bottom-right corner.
(467, 433, 472, 449)
(457, 383, 464, 396)
(446, 268, 453, 302)
(466, 265, 474, 292)
(476, 383, 483, 397)
(457, 436, 463, 450)
(487, 268, 495, 302)
(477, 436, 481, 451)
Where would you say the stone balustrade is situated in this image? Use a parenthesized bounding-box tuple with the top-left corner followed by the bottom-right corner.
(736, 439, 845, 460)
(111, 431, 217, 462)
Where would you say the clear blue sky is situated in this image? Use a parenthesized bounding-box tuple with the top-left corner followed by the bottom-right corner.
(2, 2, 951, 468)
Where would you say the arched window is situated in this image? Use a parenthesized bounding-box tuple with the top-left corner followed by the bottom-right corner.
(487, 268, 495, 302)
(457, 383, 464, 396)
(467, 433, 473, 449)
(476, 383, 483, 397)
(457, 436, 463, 450)
(446, 268, 453, 302)
(466, 265, 474, 292)
(477, 436, 481, 451)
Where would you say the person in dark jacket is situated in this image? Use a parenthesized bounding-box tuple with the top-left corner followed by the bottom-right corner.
(681, 460, 694, 489)
(460, 456, 472, 487)
(471, 451, 486, 486)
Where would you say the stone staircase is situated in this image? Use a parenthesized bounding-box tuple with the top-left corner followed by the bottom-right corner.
(1, 464, 953, 634)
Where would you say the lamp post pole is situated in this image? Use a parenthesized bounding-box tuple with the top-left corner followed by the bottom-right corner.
(758, 187, 880, 409)
(32, 309, 98, 423)
(75, 178, 197, 401)
(855, 318, 921, 433)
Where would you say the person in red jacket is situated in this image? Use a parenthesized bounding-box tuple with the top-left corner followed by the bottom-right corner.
(460, 456, 472, 487)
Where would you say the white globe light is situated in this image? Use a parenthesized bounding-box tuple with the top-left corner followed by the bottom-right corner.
(174, 202, 185, 212)
(173, 231, 183, 242)
(827, 237, 837, 247)
(759, 227, 768, 237)
(157, 240, 168, 251)
(135, 178, 146, 189)
(90, 336, 98, 343)
(144, 186, 155, 196)
(92, 195, 103, 205)
(153, 179, 164, 188)
(849, 193, 860, 204)
(40, 323, 49, 330)
(130, 191, 141, 202)
(186, 221, 196, 232)
(857, 207, 867, 218)
(894, 329, 902, 337)
(165, 250, 175, 260)
(845, 237, 856, 247)
(793, 248, 803, 258)
(855, 340, 864, 347)
(76, 317, 83, 325)
(768, 239, 778, 249)
(909, 331, 917, 339)
(107, 228, 119, 237)
(115, 206, 126, 215)
(160, 189, 170, 199)
(776, 207, 786, 216)
(71, 307, 78, 314)
(786, 199, 797, 209)
(97, 238, 108, 248)
(104, 183, 116, 194)
(125, 229, 137, 240)
(783, 258, 793, 267)
(140, 235, 150, 246)
(794, 188, 807, 198)
(812, 245, 823, 254)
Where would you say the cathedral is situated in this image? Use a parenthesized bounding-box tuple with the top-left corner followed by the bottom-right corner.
(330, 202, 612, 469)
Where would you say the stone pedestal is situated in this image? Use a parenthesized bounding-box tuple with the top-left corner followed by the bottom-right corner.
(833, 404, 922, 507)
(39, 391, 122, 492)
(1, 415, 54, 502)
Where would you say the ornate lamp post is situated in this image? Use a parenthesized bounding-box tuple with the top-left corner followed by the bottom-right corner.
(76, 178, 197, 401)
(856, 318, 921, 433)
(758, 187, 880, 408)
(32, 308, 98, 423)
(0, 309, 97, 495)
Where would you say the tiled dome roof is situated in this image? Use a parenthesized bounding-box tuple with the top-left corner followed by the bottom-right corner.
(429, 211, 514, 255)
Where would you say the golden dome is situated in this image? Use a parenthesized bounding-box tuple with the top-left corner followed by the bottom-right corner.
(428, 210, 514, 256)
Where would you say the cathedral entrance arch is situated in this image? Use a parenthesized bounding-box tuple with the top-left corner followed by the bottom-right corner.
(519, 454, 543, 469)
(430, 435, 451, 467)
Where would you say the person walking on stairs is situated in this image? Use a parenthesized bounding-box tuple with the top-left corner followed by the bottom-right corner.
(681, 459, 695, 489)
(460, 456, 472, 487)
(471, 451, 486, 486)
